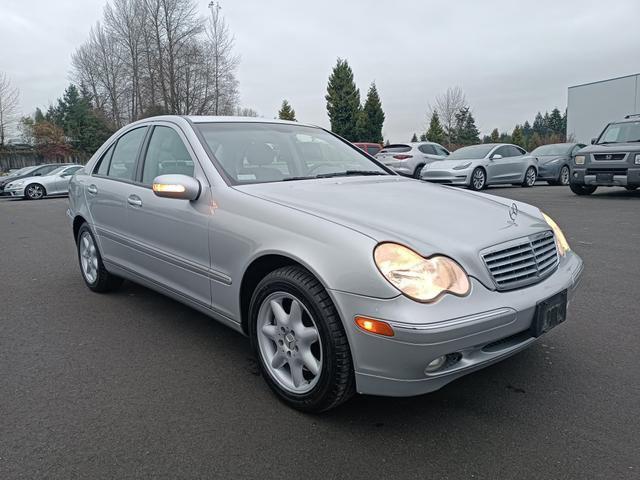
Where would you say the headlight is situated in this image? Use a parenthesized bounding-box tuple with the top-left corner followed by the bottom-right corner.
(575, 155, 585, 165)
(453, 162, 472, 170)
(635, 153, 640, 165)
(542, 213, 570, 256)
(374, 243, 470, 302)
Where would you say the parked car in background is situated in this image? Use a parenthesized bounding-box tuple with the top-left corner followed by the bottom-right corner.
(376, 142, 450, 178)
(67, 116, 582, 412)
(353, 142, 382, 156)
(5, 164, 83, 199)
(569, 114, 640, 195)
(0, 164, 65, 196)
(531, 143, 586, 186)
(421, 143, 538, 190)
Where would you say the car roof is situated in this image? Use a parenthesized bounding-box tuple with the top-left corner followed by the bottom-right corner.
(613, 114, 640, 123)
(184, 115, 309, 127)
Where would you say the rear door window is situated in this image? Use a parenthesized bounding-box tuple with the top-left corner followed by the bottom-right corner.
(418, 144, 437, 155)
(95, 144, 115, 176)
(434, 145, 449, 156)
(107, 127, 147, 181)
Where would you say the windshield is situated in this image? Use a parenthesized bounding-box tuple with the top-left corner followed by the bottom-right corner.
(196, 122, 389, 184)
(531, 144, 572, 156)
(448, 144, 495, 160)
(598, 121, 640, 144)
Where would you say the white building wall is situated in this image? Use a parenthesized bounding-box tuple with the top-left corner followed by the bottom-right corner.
(567, 74, 639, 144)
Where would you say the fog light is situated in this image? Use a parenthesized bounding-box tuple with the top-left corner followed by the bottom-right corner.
(424, 355, 447, 373)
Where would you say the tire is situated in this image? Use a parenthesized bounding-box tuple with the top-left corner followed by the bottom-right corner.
(558, 165, 570, 186)
(569, 182, 597, 196)
(25, 183, 46, 200)
(625, 186, 638, 191)
(249, 265, 355, 413)
(469, 167, 486, 190)
(522, 167, 537, 187)
(413, 164, 425, 179)
(76, 223, 123, 292)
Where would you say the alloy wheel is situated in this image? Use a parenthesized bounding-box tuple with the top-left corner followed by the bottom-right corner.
(27, 184, 44, 199)
(256, 292, 322, 394)
(79, 232, 99, 284)
(472, 169, 485, 190)
(525, 168, 536, 186)
(560, 166, 570, 186)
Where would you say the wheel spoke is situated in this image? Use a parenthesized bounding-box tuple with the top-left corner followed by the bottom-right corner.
(288, 299, 303, 329)
(270, 299, 289, 327)
(270, 351, 287, 369)
(300, 350, 320, 376)
(290, 360, 305, 388)
(261, 324, 279, 341)
(297, 326, 318, 345)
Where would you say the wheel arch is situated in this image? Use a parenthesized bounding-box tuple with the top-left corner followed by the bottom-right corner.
(239, 253, 319, 335)
(73, 215, 88, 243)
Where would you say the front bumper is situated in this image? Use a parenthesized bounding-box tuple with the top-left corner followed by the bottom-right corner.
(330, 251, 583, 397)
(572, 166, 640, 187)
(421, 169, 471, 185)
(5, 186, 25, 197)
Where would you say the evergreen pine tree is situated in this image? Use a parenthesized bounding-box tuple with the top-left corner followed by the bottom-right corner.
(356, 82, 385, 143)
(490, 128, 500, 142)
(548, 108, 563, 135)
(511, 125, 524, 148)
(325, 58, 360, 141)
(425, 111, 445, 144)
(532, 112, 545, 136)
(454, 107, 479, 145)
(278, 100, 296, 121)
(411, 133, 418, 142)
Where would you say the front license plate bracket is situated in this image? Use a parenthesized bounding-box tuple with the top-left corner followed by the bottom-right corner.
(530, 290, 568, 337)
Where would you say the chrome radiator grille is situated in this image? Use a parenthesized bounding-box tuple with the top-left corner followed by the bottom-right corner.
(481, 231, 559, 291)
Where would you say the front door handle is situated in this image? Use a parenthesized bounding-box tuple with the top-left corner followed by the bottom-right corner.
(87, 184, 98, 195)
(127, 195, 142, 207)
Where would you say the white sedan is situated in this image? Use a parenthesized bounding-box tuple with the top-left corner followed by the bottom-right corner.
(5, 164, 84, 199)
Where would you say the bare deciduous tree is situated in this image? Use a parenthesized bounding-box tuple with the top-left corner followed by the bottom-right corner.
(430, 86, 467, 147)
(71, 0, 240, 126)
(0, 72, 20, 146)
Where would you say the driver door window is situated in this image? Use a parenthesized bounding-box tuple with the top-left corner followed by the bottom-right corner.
(492, 146, 510, 159)
(141, 126, 194, 185)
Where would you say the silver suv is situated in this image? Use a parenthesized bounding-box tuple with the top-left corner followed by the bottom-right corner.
(376, 142, 450, 178)
(570, 114, 640, 195)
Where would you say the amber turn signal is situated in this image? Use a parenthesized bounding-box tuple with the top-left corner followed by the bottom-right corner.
(153, 183, 186, 193)
(355, 316, 394, 337)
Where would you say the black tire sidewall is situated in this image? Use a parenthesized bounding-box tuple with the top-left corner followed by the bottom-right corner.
(249, 268, 350, 412)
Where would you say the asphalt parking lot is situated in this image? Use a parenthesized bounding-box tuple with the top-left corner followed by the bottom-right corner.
(1, 185, 638, 479)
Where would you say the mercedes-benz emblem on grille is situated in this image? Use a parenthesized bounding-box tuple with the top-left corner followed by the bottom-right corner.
(508, 203, 518, 222)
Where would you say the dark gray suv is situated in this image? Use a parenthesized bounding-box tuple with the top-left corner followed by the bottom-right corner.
(570, 114, 640, 195)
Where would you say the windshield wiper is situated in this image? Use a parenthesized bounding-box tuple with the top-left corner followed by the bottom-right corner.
(283, 170, 387, 181)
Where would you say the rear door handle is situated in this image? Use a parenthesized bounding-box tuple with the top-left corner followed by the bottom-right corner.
(127, 195, 142, 207)
(87, 184, 98, 195)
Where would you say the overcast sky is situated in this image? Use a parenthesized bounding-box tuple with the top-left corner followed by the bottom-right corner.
(1, 0, 639, 141)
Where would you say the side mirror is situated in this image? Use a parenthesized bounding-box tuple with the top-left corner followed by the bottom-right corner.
(152, 174, 200, 200)
(591, 138, 597, 144)
(491, 154, 503, 160)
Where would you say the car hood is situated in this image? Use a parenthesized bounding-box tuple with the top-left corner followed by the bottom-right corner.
(580, 142, 640, 153)
(537, 155, 567, 164)
(235, 176, 550, 284)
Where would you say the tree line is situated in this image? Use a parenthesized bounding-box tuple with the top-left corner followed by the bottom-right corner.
(482, 108, 568, 151)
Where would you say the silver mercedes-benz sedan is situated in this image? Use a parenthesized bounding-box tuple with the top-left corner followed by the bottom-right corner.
(421, 143, 539, 190)
(5, 164, 84, 199)
(67, 116, 583, 412)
